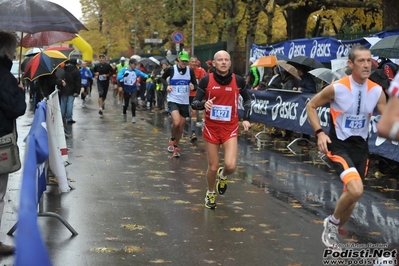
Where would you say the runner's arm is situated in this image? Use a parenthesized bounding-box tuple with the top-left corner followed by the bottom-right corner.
(306, 84, 335, 154)
(159, 67, 173, 87)
(237, 75, 251, 121)
(192, 76, 209, 110)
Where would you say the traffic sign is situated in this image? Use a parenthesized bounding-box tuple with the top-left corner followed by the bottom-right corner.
(171, 31, 184, 44)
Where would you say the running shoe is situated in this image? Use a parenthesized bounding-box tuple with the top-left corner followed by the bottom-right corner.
(322, 217, 342, 251)
(216, 167, 228, 195)
(123, 114, 127, 122)
(99, 109, 103, 116)
(190, 132, 197, 141)
(172, 147, 180, 158)
(132, 117, 136, 123)
(167, 140, 175, 153)
(205, 191, 217, 209)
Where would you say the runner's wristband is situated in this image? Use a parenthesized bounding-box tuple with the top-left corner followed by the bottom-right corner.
(315, 128, 324, 136)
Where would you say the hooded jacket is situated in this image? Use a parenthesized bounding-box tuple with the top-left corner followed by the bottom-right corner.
(60, 61, 81, 96)
(0, 56, 26, 138)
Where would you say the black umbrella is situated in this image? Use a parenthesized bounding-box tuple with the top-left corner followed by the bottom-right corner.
(139, 58, 158, 72)
(370, 35, 399, 59)
(149, 56, 165, 66)
(288, 55, 324, 70)
(0, 0, 87, 34)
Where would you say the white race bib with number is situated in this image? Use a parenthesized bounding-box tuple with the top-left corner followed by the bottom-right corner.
(210, 105, 232, 121)
(176, 85, 188, 94)
(99, 75, 106, 81)
(81, 78, 88, 86)
(342, 114, 366, 134)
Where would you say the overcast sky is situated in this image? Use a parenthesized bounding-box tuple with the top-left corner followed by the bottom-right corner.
(48, 0, 82, 20)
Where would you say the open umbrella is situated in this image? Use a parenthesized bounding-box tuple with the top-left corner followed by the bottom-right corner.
(21, 31, 77, 48)
(308, 68, 342, 84)
(331, 57, 348, 72)
(0, 0, 87, 34)
(370, 35, 399, 59)
(288, 55, 324, 69)
(278, 60, 301, 80)
(166, 55, 177, 64)
(252, 56, 277, 67)
(139, 58, 158, 72)
(23, 50, 70, 81)
(25, 47, 43, 57)
(45, 47, 75, 58)
(149, 56, 165, 66)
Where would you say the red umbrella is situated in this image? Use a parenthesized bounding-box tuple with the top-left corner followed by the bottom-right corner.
(21, 31, 77, 48)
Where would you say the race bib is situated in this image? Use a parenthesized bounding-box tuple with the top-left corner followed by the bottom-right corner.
(123, 74, 137, 86)
(210, 105, 232, 121)
(99, 75, 107, 81)
(342, 114, 366, 133)
(81, 78, 88, 86)
(176, 85, 188, 94)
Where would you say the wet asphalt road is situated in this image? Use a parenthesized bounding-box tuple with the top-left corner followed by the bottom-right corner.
(1, 88, 399, 266)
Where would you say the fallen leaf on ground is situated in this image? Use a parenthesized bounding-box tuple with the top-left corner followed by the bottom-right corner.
(91, 247, 116, 253)
(124, 246, 146, 253)
(154, 231, 168, 236)
(230, 227, 246, 232)
(186, 206, 201, 211)
(122, 224, 146, 231)
(284, 248, 294, 251)
(174, 200, 190, 204)
(149, 259, 173, 263)
(285, 233, 301, 237)
(369, 231, 382, 236)
(312, 220, 324, 224)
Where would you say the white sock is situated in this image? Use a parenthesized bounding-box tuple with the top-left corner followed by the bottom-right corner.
(219, 168, 225, 178)
(207, 190, 215, 194)
(329, 215, 340, 225)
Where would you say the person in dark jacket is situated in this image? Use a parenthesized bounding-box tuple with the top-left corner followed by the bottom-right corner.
(294, 66, 317, 93)
(267, 66, 282, 89)
(0, 31, 26, 255)
(60, 59, 81, 124)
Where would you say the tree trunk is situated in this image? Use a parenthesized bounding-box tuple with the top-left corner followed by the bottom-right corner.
(284, 6, 316, 40)
(383, 0, 399, 30)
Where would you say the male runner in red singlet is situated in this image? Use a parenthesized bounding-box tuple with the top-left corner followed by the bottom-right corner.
(192, 50, 251, 209)
(306, 45, 386, 250)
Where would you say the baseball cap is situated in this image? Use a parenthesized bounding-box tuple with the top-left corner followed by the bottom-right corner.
(178, 51, 190, 62)
(120, 56, 126, 61)
(129, 58, 138, 65)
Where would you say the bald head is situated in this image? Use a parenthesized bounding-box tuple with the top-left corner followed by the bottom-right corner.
(213, 50, 231, 76)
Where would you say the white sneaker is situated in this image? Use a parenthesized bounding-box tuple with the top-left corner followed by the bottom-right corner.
(322, 217, 341, 251)
(132, 117, 136, 123)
